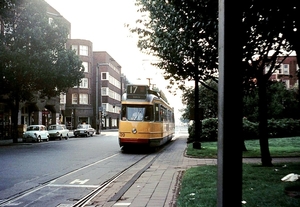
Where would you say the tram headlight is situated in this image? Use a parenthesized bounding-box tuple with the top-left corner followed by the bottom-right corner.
(132, 128, 137, 134)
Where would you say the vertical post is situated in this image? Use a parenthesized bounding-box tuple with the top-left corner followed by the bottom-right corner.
(99, 70, 102, 133)
(218, 0, 243, 206)
(96, 64, 99, 134)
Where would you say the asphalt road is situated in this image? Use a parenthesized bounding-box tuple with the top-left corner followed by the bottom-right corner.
(0, 131, 149, 206)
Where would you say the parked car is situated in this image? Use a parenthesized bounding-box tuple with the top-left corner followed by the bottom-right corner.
(48, 124, 70, 140)
(74, 124, 95, 137)
(23, 125, 49, 142)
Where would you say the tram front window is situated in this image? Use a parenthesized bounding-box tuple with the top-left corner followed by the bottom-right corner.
(122, 105, 153, 121)
(128, 107, 144, 121)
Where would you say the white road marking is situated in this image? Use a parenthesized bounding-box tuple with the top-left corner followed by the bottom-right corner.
(70, 179, 89, 185)
(114, 203, 131, 206)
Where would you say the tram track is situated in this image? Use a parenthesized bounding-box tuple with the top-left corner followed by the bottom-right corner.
(73, 153, 157, 207)
(74, 138, 176, 207)
(0, 138, 176, 207)
(0, 154, 120, 206)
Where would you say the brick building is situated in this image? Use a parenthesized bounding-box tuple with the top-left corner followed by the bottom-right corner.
(63, 39, 94, 129)
(269, 56, 299, 88)
(93, 52, 122, 130)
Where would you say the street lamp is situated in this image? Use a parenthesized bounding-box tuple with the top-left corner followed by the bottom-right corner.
(96, 63, 104, 134)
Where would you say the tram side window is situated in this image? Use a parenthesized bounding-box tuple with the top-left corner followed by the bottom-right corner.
(161, 106, 167, 122)
(144, 106, 153, 121)
(155, 104, 160, 122)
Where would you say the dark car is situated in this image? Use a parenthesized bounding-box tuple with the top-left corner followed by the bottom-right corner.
(74, 124, 95, 137)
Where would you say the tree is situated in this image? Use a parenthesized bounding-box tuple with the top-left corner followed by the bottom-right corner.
(130, 0, 219, 148)
(181, 79, 218, 121)
(131, 0, 298, 164)
(241, 0, 298, 166)
(244, 81, 300, 121)
(0, 0, 84, 142)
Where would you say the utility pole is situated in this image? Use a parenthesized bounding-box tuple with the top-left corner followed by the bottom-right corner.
(217, 0, 243, 206)
(96, 64, 99, 134)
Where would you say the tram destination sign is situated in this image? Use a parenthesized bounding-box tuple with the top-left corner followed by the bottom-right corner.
(126, 85, 148, 99)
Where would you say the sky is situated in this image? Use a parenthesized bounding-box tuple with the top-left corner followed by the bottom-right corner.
(45, 0, 186, 121)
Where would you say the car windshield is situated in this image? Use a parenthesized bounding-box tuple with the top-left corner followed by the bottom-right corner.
(48, 125, 62, 130)
(77, 124, 88, 129)
(27, 126, 40, 131)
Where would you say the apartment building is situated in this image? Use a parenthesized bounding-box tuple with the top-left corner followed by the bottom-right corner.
(63, 39, 94, 129)
(93, 52, 122, 130)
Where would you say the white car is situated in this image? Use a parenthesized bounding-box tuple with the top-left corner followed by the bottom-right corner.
(74, 124, 95, 137)
(23, 125, 49, 142)
(48, 124, 70, 140)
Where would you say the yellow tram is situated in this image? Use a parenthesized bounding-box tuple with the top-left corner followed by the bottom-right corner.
(118, 84, 175, 148)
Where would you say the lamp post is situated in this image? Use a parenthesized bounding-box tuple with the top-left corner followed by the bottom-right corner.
(96, 63, 100, 134)
(96, 63, 104, 134)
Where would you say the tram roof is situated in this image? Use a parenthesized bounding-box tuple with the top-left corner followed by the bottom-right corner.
(121, 93, 172, 109)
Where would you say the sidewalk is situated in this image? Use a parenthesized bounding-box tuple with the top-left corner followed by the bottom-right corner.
(86, 136, 214, 207)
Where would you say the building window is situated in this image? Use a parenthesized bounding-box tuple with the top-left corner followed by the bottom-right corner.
(102, 103, 108, 112)
(79, 94, 88, 104)
(79, 78, 88, 88)
(282, 80, 290, 89)
(101, 87, 108, 96)
(101, 72, 108, 80)
(282, 64, 289, 75)
(71, 45, 78, 55)
(60, 93, 66, 104)
(79, 45, 88, 56)
(82, 62, 89, 72)
(48, 17, 54, 25)
(276, 64, 289, 75)
(72, 94, 78, 104)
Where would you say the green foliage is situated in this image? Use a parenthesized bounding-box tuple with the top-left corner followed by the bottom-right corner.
(130, 0, 219, 92)
(181, 80, 218, 121)
(186, 137, 300, 158)
(188, 118, 218, 142)
(0, 0, 84, 102)
(242, 118, 259, 139)
(188, 118, 300, 141)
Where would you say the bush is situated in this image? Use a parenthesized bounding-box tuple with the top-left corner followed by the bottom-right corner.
(243, 118, 259, 139)
(187, 118, 300, 142)
(188, 118, 218, 142)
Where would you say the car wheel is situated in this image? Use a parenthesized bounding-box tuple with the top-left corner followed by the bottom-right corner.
(65, 134, 69, 140)
(59, 134, 62, 140)
(45, 138, 49, 142)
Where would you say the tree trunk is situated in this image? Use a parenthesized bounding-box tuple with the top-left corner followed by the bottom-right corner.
(258, 80, 273, 166)
(242, 139, 247, 151)
(193, 71, 201, 149)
